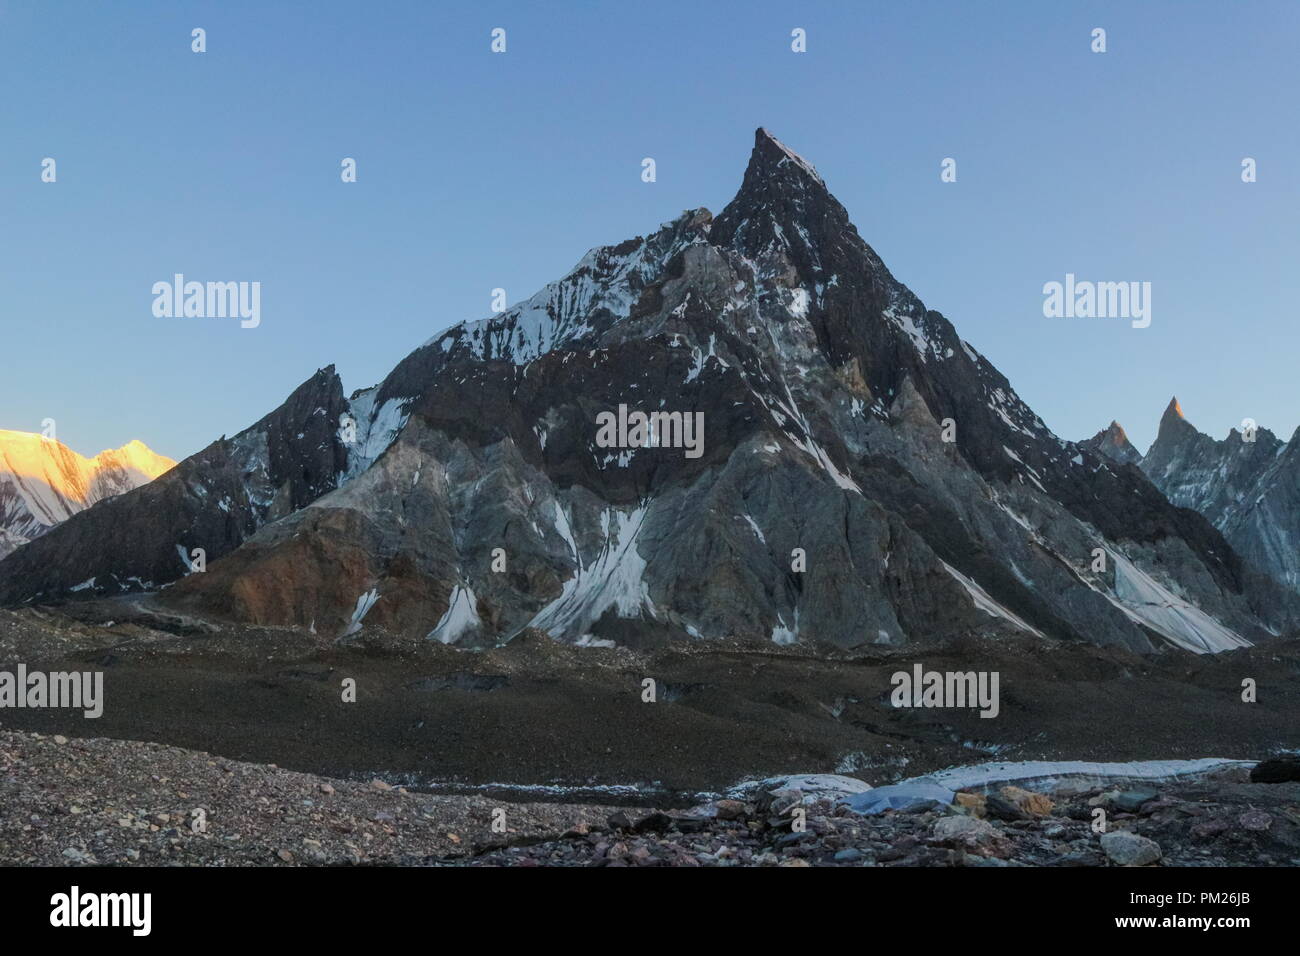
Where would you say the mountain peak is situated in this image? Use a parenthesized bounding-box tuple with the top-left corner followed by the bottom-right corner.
(752, 127, 825, 185)
(710, 128, 851, 264)
(1082, 420, 1142, 465)
(1153, 396, 1198, 449)
(0, 428, 175, 558)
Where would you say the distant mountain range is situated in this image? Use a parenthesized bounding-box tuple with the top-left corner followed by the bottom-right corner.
(0, 431, 174, 560)
(1084, 399, 1300, 594)
(1, 129, 1295, 655)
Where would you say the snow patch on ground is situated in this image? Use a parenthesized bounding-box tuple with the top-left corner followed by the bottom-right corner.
(771, 608, 799, 645)
(427, 584, 481, 644)
(341, 389, 410, 482)
(787, 288, 810, 318)
(344, 589, 380, 636)
(939, 560, 1045, 638)
(1102, 549, 1251, 654)
(526, 503, 657, 640)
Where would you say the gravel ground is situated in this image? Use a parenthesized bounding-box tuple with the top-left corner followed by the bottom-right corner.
(471, 770, 1300, 867)
(4, 729, 1298, 867)
(0, 730, 636, 866)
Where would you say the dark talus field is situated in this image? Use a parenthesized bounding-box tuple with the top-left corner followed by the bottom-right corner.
(1, 604, 1295, 801)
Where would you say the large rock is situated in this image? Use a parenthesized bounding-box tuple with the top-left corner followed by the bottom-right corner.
(934, 815, 995, 843)
(984, 793, 1028, 822)
(1100, 830, 1162, 866)
(932, 816, 1011, 858)
(999, 785, 1054, 817)
(1112, 787, 1160, 813)
(953, 792, 987, 817)
(1250, 757, 1300, 783)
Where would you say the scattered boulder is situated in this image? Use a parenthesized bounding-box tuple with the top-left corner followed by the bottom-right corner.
(1190, 818, 1230, 840)
(985, 793, 1028, 822)
(999, 786, 1054, 817)
(630, 812, 675, 833)
(714, 799, 747, 821)
(1100, 830, 1162, 866)
(934, 816, 993, 842)
(1250, 757, 1300, 784)
(1238, 810, 1272, 832)
(1112, 787, 1159, 813)
(954, 792, 987, 817)
(932, 816, 1010, 858)
(768, 789, 804, 817)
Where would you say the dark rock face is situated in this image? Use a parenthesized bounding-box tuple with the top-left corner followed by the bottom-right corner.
(5, 130, 1296, 653)
(0, 367, 349, 603)
(1134, 399, 1300, 594)
(1143, 398, 1284, 526)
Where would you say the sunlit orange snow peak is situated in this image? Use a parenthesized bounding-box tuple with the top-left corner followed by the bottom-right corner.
(0, 429, 175, 529)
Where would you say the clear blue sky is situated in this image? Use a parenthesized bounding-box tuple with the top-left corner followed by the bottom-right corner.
(3, 0, 1296, 460)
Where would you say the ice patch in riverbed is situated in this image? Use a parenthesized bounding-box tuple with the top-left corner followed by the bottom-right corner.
(724, 757, 1256, 815)
(902, 757, 1254, 795)
(729, 773, 873, 801)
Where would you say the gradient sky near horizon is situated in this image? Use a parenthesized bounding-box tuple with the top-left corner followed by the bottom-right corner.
(3, 0, 1297, 461)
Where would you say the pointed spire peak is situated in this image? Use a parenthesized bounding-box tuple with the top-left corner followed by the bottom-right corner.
(712, 129, 849, 255)
(752, 128, 824, 185)
(1155, 395, 1198, 444)
(1083, 420, 1141, 464)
